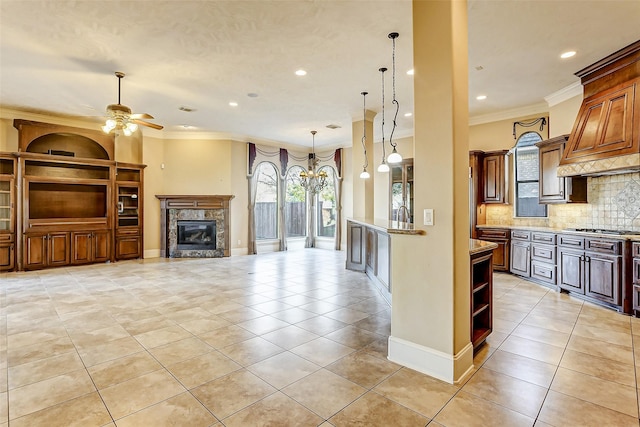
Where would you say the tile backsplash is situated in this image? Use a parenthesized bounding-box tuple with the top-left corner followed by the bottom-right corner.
(485, 172, 640, 231)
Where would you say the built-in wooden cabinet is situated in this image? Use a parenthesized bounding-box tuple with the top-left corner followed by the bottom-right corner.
(476, 228, 510, 272)
(115, 165, 144, 260)
(537, 135, 587, 204)
(470, 247, 493, 348)
(24, 232, 70, 270)
(6, 119, 145, 272)
(0, 155, 16, 271)
(510, 230, 557, 288)
(482, 150, 508, 204)
(510, 231, 531, 277)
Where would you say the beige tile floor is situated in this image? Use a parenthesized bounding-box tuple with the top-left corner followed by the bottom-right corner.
(1, 249, 639, 426)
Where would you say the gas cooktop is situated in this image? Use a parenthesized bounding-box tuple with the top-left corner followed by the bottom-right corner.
(565, 228, 640, 235)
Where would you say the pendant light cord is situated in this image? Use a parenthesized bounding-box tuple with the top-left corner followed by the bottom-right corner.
(379, 67, 387, 160)
(361, 92, 368, 170)
(389, 33, 399, 150)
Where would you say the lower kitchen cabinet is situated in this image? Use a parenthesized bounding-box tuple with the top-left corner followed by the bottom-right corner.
(476, 228, 510, 272)
(510, 230, 531, 277)
(633, 242, 640, 315)
(0, 242, 14, 271)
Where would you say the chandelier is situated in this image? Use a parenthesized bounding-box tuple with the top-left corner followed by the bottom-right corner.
(300, 130, 328, 194)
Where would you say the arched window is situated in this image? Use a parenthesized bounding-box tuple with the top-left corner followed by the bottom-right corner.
(317, 166, 336, 238)
(255, 162, 278, 239)
(514, 131, 546, 217)
(285, 166, 307, 238)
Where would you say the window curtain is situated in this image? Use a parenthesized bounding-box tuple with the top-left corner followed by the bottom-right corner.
(278, 149, 288, 251)
(305, 189, 315, 248)
(333, 149, 343, 250)
(247, 170, 259, 255)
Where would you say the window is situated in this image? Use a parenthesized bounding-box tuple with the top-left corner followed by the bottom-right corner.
(317, 166, 336, 238)
(255, 162, 278, 239)
(514, 132, 546, 217)
(285, 166, 306, 238)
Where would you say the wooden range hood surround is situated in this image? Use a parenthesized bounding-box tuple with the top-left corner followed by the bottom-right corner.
(558, 40, 640, 177)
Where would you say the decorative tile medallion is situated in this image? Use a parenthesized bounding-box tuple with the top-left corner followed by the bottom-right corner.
(615, 179, 640, 219)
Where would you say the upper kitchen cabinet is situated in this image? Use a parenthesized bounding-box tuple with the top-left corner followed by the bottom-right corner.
(483, 150, 509, 204)
(537, 135, 587, 204)
(559, 40, 640, 176)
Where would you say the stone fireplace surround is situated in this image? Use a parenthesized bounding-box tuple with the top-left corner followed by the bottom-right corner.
(156, 195, 234, 258)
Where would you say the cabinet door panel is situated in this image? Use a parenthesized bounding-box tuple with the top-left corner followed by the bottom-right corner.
(585, 254, 620, 305)
(93, 231, 110, 262)
(48, 233, 70, 266)
(558, 249, 584, 293)
(24, 235, 47, 269)
(346, 222, 365, 271)
(71, 232, 92, 264)
(116, 236, 140, 260)
(483, 154, 504, 203)
(510, 241, 530, 277)
(0, 243, 14, 271)
(539, 143, 564, 201)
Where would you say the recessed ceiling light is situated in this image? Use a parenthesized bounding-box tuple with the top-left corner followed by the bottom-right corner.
(560, 51, 576, 59)
(406, 69, 414, 75)
(179, 106, 196, 112)
(326, 124, 341, 129)
(404, 112, 412, 117)
(229, 102, 238, 107)
(295, 69, 307, 76)
(475, 65, 484, 71)
(476, 95, 487, 101)
(247, 93, 259, 98)
(180, 124, 195, 129)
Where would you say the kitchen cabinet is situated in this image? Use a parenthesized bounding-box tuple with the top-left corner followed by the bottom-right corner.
(510, 230, 531, 277)
(530, 232, 557, 286)
(482, 150, 509, 204)
(633, 242, 640, 315)
(346, 220, 366, 272)
(24, 232, 70, 270)
(536, 135, 587, 204)
(71, 230, 110, 264)
(558, 234, 623, 308)
(476, 228, 510, 272)
(469, 151, 485, 239)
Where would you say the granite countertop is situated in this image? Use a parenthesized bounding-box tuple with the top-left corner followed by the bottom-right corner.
(477, 224, 640, 240)
(348, 218, 426, 235)
(470, 239, 498, 255)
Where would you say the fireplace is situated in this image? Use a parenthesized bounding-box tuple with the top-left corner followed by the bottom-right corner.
(177, 220, 216, 250)
(156, 195, 234, 258)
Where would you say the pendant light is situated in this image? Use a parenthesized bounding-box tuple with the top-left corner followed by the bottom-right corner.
(377, 67, 390, 173)
(359, 91, 370, 179)
(386, 32, 403, 164)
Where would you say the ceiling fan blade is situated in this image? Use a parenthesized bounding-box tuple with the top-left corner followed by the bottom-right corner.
(132, 119, 164, 130)
(131, 112, 154, 119)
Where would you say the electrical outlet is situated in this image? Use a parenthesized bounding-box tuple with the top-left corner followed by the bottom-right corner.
(237, 239, 241, 245)
(424, 209, 434, 226)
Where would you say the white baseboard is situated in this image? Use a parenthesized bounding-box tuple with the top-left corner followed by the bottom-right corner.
(388, 336, 473, 384)
(231, 247, 249, 256)
(143, 249, 161, 259)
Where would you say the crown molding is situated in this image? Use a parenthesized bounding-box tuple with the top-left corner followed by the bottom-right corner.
(469, 102, 549, 126)
(544, 81, 583, 107)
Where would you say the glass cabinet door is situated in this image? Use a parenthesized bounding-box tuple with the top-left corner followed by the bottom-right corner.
(0, 180, 11, 231)
(117, 185, 139, 227)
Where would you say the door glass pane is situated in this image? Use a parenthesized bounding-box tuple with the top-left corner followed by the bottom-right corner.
(285, 166, 306, 237)
(255, 163, 278, 239)
(317, 167, 336, 238)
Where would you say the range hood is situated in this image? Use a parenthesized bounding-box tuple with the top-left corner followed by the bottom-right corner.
(558, 40, 640, 177)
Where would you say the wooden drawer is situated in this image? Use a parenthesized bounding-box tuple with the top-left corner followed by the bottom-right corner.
(0, 233, 13, 243)
(531, 243, 556, 263)
(532, 232, 556, 245)
(585, 238, 621, 255)
(633, 242, 640, 257)
(477, 228, 509, 239)
(116, 227, 140, 236)
(558, 234, 585, 249)
(531, 261, 556, 285)
(511, 230, 531, 241)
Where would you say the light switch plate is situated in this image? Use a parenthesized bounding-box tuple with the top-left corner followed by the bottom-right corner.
(424, 209, 434, 226)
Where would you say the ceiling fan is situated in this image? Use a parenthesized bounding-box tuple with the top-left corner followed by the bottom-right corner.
(102, 71, 163, 135)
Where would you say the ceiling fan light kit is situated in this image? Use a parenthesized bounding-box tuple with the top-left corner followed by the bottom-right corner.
(102, 71, 163, 135)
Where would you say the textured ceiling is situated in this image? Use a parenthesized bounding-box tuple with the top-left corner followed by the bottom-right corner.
(0, 0, 639, 148)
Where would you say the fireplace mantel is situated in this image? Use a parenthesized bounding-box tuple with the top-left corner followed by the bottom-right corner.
(156, 195, 234, 258)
